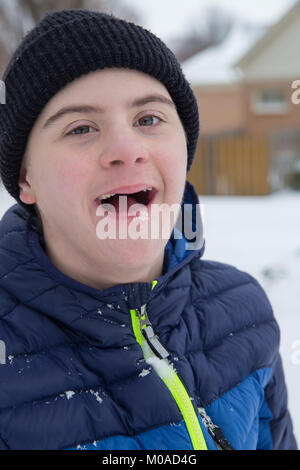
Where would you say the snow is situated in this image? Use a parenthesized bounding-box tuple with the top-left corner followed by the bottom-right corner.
(0, 185, 299, 445)
(139, 368, 151, 377)
(0, 188, 14, 218)
(200, 190, 300, 444)
(89, 389, 103, 404)
(181, 22, 267, 85)
(65, 390, 75, 400)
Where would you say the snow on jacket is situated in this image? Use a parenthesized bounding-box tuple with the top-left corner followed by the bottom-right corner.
(0, 182, 297, 450)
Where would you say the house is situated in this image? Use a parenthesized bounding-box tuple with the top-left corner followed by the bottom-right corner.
(236, 0, 300, 135)
(182, 1, 300, 194)
(182, 0, 300, 137)
(182, 21, 266, 135)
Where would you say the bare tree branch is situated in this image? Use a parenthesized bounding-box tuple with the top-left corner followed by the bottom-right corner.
(170, 6, 234, 63)
(0, 0, 141, 72)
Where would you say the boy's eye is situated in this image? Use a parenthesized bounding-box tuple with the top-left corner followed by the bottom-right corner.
(136, 115, 161, 127)
(67, 116, 161, 136)
(69, 125, 97, 135)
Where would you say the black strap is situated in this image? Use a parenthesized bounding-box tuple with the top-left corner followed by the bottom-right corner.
(198, 407, 234, 450)
(209, 426, 235, 450)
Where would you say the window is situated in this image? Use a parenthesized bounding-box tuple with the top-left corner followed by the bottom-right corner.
(251, 88, 288, 114)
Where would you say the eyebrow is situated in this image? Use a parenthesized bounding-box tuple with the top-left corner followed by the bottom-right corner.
(41, 94, 176, 129)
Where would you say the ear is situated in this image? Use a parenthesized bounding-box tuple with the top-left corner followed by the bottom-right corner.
(18, 167, 37, 205)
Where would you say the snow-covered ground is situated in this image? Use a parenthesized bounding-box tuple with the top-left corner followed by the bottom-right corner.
(0, 185, 299, 446)
(200, 191, 300, 445)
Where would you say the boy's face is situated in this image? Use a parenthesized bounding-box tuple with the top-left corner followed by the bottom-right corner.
(19, 69, 188, 289)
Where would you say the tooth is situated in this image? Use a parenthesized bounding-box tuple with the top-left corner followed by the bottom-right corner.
(98, 188, 153, 200)
(100, 193, 116, 200)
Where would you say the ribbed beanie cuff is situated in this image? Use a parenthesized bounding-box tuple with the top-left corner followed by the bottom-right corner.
(0, 9, 199, 212)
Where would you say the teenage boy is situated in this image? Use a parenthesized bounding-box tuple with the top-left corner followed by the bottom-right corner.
(0, 9, 296, 450)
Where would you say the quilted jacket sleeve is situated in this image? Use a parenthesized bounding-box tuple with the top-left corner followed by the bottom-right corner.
(258, 354, 297, 450)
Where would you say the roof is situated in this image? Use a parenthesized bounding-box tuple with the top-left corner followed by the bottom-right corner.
(237, 0, 300, 68)
(181, 21, 267, 86)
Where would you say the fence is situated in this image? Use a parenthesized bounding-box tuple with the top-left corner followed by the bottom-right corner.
(188, 134, 271, 196)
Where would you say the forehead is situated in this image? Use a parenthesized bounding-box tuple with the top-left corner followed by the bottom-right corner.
(38, 68, 173, 119)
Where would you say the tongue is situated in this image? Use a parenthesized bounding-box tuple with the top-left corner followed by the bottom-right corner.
(108, 194, 142, 213)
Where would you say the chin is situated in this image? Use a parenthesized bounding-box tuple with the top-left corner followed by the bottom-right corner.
(102, 238, 165, 275)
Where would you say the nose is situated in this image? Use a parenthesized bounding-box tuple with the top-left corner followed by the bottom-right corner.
(99, 127, 149, 169)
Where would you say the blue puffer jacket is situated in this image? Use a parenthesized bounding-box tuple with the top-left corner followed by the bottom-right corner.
(0, 182, 297, 450)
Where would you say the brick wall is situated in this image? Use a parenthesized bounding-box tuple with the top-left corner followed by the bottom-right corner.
(192, 84, 244, 136)
(242, 79, 300, 134)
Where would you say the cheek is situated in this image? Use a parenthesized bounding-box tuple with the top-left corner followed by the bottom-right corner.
(31, 150, 92, 205)
(160, 137, 187, 185)
(54, 161, 87, 194)
(167, 128, 188, 167)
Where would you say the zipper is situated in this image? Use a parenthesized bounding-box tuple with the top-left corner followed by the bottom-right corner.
(130, 281, 208, 451)
(136, 304, 169, 359)
(198, 408, 234, 450)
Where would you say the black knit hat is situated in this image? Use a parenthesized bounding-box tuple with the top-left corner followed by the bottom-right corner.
(0, 9, 199, 213)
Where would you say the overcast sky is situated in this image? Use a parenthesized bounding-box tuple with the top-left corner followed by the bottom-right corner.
(123, 0, 298, 40)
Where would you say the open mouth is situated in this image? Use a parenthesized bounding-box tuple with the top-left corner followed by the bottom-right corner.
(96, 187, 157, 213)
